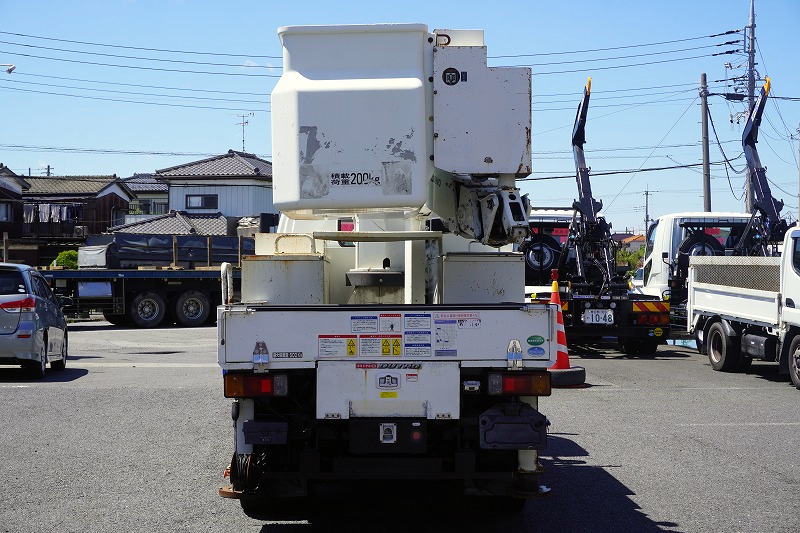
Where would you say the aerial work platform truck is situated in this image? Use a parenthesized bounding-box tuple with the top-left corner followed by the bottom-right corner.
(216, 24, 560, 516)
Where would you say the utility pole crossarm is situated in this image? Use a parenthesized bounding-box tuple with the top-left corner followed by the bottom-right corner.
(571, 77, 602, 224)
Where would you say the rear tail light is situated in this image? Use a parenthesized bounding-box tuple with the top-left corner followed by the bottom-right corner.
(488, 372, 551, 396)
(634, 312, 670, 326)
(0, 296, 35, 313)
(224, 373, 288, 398)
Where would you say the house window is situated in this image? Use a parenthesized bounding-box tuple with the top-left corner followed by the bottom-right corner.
(185, 194, 218, 209)
(0, 202, 10, 222)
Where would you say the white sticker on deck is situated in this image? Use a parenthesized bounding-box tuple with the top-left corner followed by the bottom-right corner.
(434, 320, 457, 357)
(404, 313, 431, 329)
(359, 334, 402, 357)
(379, 313, 402, 333)
(318, 335, 358, 357)
(350, 315, 378, 333)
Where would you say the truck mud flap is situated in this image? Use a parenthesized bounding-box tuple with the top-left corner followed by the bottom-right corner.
(479, 403, 549, 450)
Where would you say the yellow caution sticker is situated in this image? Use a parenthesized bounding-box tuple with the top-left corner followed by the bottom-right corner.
(392, 338, 402, 356)
(380, 391, 398, 399)
(381, 338, 391, 355)
(653, 327, 664, 337)
(347, 338, 358, 356)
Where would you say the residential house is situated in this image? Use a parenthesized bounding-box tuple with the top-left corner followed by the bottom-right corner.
(621, 234, 646, 253)
(109, 210, 231, 235)
(121, 173, 169, 224)
(155, 150, 274, 217)
(0, 164, 27, 238)
(22, 175, 133, 237)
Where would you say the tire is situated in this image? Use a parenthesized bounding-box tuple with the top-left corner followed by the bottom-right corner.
(619, 337, 642, 355)
(521, 234, 561, 286)
(129, 292, 166, 328)
(638, 339, 660, 356)
(50, 334, 67, 371)
(174, 290, 211, 327)
(706, 322, 741, 371)
(738, 356, 753, 371)
(24, 342, 47, 379)
(102, 310, 130, 326)
(240, 494, 306, 521)
(788, 335, 800, 389)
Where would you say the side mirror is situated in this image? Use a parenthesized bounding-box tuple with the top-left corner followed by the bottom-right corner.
(56, 295, 74, 308)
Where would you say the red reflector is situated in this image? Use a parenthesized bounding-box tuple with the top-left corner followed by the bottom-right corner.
(259, 378, 273, 394)
(0, 296, 35, 313)
(411, 431, 422, 441)
(17, 334, 31, 338)
(489, 372, 551, 396)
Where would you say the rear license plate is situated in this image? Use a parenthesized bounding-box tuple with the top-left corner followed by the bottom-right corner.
(583, 309, 614, 325)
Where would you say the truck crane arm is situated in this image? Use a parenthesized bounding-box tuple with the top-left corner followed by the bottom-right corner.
(571, 77, 602, 224)
(734, 77, 789, 253)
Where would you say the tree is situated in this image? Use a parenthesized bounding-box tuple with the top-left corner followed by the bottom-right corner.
(54, 250, 78, 269)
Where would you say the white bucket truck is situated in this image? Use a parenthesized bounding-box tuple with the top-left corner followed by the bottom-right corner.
(217, 24, 559, 516)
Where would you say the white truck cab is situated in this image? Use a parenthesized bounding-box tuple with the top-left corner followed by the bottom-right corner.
(640, 212, 752, 300)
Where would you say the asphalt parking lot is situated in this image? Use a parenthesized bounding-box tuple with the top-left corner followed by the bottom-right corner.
(1, 323, 798, 533)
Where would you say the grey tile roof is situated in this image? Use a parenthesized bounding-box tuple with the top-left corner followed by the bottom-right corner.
(122, 173, 168, 193)
(23, 175, 119, 196)
(156, 150, 272, 179)
(109, 211, 228, 235)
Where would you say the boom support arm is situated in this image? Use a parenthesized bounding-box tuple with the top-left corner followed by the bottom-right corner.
(572, 78, 602, 224)
(742, 77, 783, 224)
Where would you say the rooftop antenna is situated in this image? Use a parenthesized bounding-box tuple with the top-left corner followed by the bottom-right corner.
(235, 112, 254, 152)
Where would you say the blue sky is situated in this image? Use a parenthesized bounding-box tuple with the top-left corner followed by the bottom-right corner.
(0, 0, 798, 232)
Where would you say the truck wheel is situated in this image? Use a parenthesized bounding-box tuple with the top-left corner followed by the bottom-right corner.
(706, 322, 741, 371)
(175, 290, 210, 327)
(240, 494, 304, 521)
(129, 292, 166, 328)
(102, 310, 130, 326)
(618, 337, 642, 355)
(788, 335, 800, 389)
(521, 234, 561, 285)
(638, 339, 660, 356)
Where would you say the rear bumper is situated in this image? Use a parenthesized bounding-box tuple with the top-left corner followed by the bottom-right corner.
(565, 324, 670, 340)
(0, 328, 40, 363)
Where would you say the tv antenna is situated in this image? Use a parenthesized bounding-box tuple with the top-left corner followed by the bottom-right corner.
(235, 112, 254, 152)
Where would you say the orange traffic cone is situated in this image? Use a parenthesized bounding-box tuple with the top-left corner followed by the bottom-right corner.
(547, 280, 586, 387)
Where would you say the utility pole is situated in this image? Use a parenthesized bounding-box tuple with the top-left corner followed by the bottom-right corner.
(235, 112, 254, 152)
(744, 0, 757, 211)
(700, 73, 711, 211)
(643, 186, 651, 232)
(44, 164, 52, 176)
(793, 124, 800, 219)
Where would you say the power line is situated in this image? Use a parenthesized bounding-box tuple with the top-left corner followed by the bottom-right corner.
(532, 140, 739, 155)
(605, 97, 699, 210)
(533, 82, 703, 97)
(0, 48, 281, 77)
(0, 39, 279, 69)
(488, 29, 739, 58)
(0, 30, 282, 58)
(1, 78, 270, 104)
(500, 41, 738, 68)
(14, 72, 268, 96)
(518, 159, 741, 181)
(534, 95, 696, 111)
(533, 50, 738, 76)
(0, 84, 268, 112)
(0, 144, 219, 156)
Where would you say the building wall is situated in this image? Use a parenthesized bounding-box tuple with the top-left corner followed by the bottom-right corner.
(167, 180, 274, 217)
(84, 194, 129, 234)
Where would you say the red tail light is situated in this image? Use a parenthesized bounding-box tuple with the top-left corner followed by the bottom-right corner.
(224, 373, 288, 398)
(0, 296, 35, 313)
(488, 372, 551, 396)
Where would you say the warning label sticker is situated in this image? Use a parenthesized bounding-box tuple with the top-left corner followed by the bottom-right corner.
(433, 312, 480, 320)
(404, 343, 431, 357)
(434, 320, 458, 357)
(379, 313, 402, 333)
(359, 334, 403, 357)
(404, 331, 431, 344)
(318, 335, 358, 357)
(350, 315, 378, 333)
(404, 313, 431, 330)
